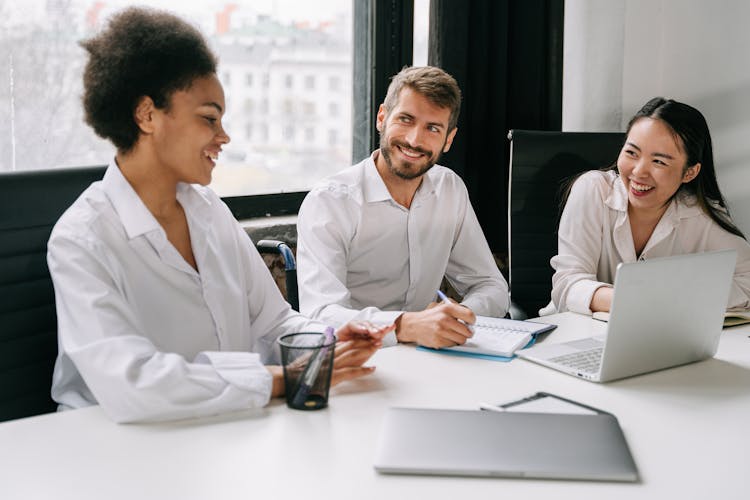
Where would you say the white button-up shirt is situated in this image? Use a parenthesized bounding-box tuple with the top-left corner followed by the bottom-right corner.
(48, 161, 323, 423)
(296, 152, 509, 346)
(549, 170, 750, 314)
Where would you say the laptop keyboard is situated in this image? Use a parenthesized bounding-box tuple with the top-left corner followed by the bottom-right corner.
(549, 347, 604, 374)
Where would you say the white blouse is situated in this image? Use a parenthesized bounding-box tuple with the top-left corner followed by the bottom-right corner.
(48, 162, 324, 423)
(548, 170, 750, 315)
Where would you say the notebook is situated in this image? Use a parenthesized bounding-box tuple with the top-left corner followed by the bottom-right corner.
(440, 316, 556, 357)
(593, 310, 750, 328)
(373, 407, 638, 482)
(518, 250, 736, 382)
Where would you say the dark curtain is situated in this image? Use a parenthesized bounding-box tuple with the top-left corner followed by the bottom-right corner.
(428, 0, 563, 255)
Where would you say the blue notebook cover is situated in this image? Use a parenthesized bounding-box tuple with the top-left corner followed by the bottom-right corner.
(417, 337, 537, 362)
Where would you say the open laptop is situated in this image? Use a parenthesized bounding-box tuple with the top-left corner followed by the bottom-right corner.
(518, 249, 736, 382)
(374, 407, 638, 481)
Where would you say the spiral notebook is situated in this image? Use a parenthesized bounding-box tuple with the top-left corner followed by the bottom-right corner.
(441, 317, 556, 357)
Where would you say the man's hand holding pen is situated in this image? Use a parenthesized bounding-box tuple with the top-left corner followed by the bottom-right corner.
(394, 290, 476, 349)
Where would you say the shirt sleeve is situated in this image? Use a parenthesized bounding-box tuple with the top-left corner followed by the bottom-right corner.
(550, 173, 613, 314)
(49, 230, 275, 424)
(296, 189, 402, 346)
(704, 222, 750, 311)
(444, 181, 509, 318)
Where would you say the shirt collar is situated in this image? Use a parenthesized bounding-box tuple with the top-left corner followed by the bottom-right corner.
(176, 180, 213, 233)
(102, 159, 160, 239)
(362, 151, 394, 203)
(362, 150, 438, 204)
(101, 159, 213, 240)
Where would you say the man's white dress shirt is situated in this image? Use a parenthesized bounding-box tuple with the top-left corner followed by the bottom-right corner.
(48, 161, 323, 423)
(296, 152, 509, 346)
(548, 170, 750, 315)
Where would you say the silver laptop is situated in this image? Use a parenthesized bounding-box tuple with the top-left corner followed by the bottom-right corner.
(374, 407, 638, 481)
(518, 250, 736, 382)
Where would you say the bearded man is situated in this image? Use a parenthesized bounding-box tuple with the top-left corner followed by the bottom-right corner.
(296, 66, 508, 349)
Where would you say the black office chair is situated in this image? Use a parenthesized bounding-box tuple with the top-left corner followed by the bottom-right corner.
(0, 165, 106, 422)
(507, 129, 624, 319)
(255, 239, 299, 311)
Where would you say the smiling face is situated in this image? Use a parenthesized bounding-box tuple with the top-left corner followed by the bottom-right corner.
(617, 117, 701, 216)
(376, 86, 457, 181)
(151, 74, 230, 186)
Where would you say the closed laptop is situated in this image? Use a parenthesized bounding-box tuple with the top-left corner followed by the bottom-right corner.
(374, 407, 638, 482)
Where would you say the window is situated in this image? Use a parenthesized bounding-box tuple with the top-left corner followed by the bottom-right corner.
(329, 102, 339, 116)
(1, 0, 417, 214)
(328, 75, 341, 91)
(1, 0, 355, 199)
(283, 99, 294, 115)
(283, 125, 296, 142)
(305, 75, 315, 90)
(413, 0, 430, 66)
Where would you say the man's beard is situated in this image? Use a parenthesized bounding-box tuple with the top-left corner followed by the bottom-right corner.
(379, 129, 444, 180)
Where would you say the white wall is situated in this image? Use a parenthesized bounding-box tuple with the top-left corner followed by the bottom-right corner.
(564, 0, 750, 235)
(563, 0, 626, 131)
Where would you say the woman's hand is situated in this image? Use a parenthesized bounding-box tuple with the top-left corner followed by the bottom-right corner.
(330, 322, 394, 386)
(268, 322, 394, 397)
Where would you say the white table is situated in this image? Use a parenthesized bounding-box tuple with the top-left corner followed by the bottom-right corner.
(2, 312, 749, 500)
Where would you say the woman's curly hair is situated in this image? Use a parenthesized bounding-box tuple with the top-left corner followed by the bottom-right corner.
(81, 7, 217, 153)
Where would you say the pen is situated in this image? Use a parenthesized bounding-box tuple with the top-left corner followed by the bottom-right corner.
(436, 290, 474, 333)
(479, 403, 505, 412)
(292, 326, 335, 408)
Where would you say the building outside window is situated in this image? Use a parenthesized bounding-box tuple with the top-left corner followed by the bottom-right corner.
(328, 75, 341, 92)
(283, 125, 296, 142)
(0, 0, 355, 197)
(304, 74, 315, 90)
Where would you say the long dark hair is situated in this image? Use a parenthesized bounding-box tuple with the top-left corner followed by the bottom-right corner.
(562, 97, 745, 239)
